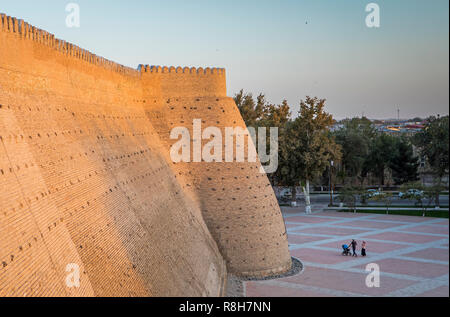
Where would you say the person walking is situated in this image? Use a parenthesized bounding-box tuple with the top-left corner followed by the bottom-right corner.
(350, 239, 358, 257)
(361, 241, 367, 257)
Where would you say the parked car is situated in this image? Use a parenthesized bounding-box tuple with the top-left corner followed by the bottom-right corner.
(279, 188, 304, 201)
(367, 189, 381, 198)
(398, 189, 424, 198)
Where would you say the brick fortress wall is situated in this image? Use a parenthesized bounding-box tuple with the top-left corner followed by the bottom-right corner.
(0, 14, 290, 296)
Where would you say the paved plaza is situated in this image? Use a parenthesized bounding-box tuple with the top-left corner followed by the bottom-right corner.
(245, 208, 449, 297)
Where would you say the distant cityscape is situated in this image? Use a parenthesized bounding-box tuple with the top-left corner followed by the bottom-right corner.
(332, 117, 435, 135)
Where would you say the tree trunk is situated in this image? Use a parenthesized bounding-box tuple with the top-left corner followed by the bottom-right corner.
(291, 186, 297, 203)
(303, 179, 311, 214)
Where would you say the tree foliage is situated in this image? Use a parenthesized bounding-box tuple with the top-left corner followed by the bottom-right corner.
(389, 137, 419, 185)
(413, 115, 449, 206)
(414, 115, 449, 180)
(233, 90, 265, 127)
(334, 117, 375, 181)
(337, 185, 360, 212)
(281, 97, 341, 183)
(234, 90, 446, 203)
(400, 182, 445, 215)
(363, 134, 397, 186)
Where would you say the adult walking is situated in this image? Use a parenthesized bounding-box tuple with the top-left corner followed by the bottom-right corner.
(361, 241, 367, 257)
(350, 239, 358, 257)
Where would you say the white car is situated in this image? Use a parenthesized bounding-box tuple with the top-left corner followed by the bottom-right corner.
(367, 189, 381, 198)
(399, 189, 424, 198)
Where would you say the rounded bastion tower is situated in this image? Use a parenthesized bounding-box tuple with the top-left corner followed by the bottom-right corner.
(141, 65, 292, 277)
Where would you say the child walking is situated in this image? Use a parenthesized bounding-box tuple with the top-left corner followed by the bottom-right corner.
(361, 241, 367, 257)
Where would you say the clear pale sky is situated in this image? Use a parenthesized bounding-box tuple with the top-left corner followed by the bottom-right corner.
(1, 0, 448, 119)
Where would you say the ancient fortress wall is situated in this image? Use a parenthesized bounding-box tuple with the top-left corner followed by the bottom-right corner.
(0, 14, 290, 296)
(143, 92, 291, 276)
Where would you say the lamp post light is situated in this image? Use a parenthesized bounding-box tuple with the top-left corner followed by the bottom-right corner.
(329, 160, 334, 207)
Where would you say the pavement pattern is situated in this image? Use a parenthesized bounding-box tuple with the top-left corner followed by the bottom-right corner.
(245, 208, 449, 297)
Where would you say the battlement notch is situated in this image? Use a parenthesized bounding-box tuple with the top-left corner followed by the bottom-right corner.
(1, 13, 139, 78)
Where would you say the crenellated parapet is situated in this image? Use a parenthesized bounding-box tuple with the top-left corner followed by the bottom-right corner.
(1, 13, 227, 90)
(0, 13, 139, 77)
(139, 64, 225, 75)
(139, 64, 227, 97)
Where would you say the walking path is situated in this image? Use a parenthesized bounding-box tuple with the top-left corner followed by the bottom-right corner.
(244, 208, 449, 297)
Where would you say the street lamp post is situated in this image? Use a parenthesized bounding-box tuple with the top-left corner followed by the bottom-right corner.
(329, 160, 334, 206)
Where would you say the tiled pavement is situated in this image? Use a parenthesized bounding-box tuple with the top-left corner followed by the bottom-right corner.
(245, 208, 449, 297)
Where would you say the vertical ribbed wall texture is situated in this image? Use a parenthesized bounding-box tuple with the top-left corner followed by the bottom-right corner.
(0, 14, 291, 296)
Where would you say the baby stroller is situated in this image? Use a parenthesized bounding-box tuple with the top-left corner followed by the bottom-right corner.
(342, 244, 351, 256)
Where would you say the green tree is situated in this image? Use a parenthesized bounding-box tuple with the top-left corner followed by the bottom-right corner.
(389, 137, 419, 185)
(276, 121, 303, 203)
(233, 89, 264, 127)
(334, 117, 376, 183)
(234, 90, 294, 190)
(341, 117, 377, 138)
(278, 97, 341, 213)
(413, 115, 449, 206)
(234, 89, 291, 130)
(260, 100, 292, 186)
(336, 185, 359, 212)
(259, 99, 291, 128)
(364, 134, 397, 186)
(400, 182, 444, 216)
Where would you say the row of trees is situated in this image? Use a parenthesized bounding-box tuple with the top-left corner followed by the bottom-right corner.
(334, 117, 419, 186)
(334, 115, 449, 205)
(234, 90, 341, 213)
(234, 90, 449, 208)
